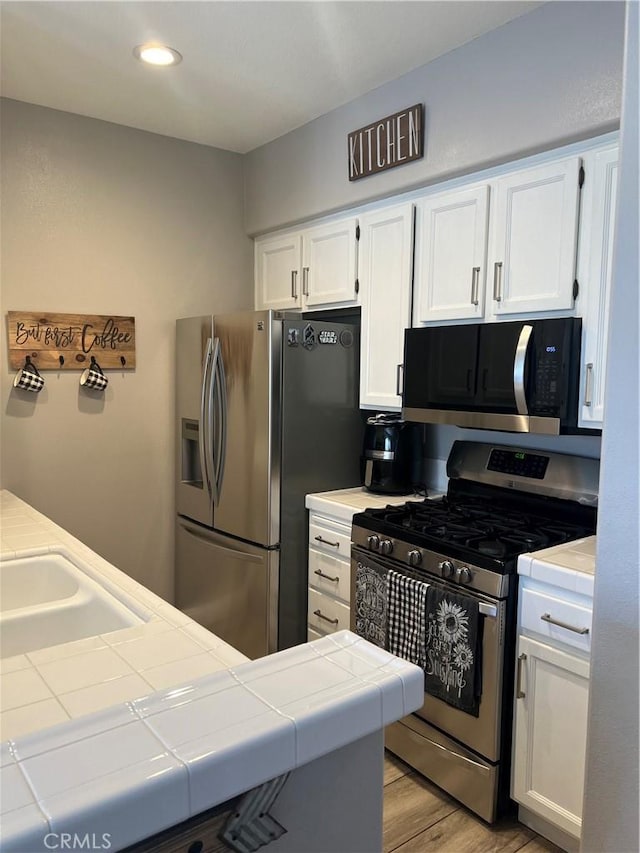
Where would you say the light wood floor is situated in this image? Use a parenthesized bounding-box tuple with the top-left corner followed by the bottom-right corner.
(383, 751, 564, 853)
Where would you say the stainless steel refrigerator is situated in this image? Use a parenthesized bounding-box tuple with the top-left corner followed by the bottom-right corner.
(175, 310, 363, 658)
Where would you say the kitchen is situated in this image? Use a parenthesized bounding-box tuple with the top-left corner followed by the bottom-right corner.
(1, 2, 637, 852)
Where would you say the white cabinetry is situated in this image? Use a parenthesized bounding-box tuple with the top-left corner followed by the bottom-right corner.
(513, 542, 595, 847)
(488, 157, 582, 317)
(413, 157, 583, 325)
(513, 635, 590, 840)
(359, 202, 414, 411)
(307, 511, 352, 638)
(255, 217, 358, 311)
(577, 144, 619, 429)
(413, 184, 489, 323)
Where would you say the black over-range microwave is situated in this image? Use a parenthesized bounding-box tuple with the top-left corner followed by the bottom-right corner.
(402, 318, 589, 435)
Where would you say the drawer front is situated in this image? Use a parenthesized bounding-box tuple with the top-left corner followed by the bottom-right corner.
(520, 586, 592, 654)
(308, 547, 351, 604)
(307, 627, 324, 642)
(308, 587, 350, 635)
(308, 517, 351, 559)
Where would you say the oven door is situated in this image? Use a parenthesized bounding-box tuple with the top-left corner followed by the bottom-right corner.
(351, 546, 507, 763)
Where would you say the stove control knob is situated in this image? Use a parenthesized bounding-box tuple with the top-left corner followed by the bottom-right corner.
(366, 535, 380, 551)
(439, 560, 455, 579)
(379, 539, 394, 556)
(456, 567, 472, 584)
(407, 550, 422, 567)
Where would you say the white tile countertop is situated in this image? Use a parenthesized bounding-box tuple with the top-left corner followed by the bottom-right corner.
(517, 536, 597, 598)
(0, 491, 424, 852)
(305, 486, 439, 524)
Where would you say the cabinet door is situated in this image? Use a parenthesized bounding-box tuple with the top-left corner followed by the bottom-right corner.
(489, 158, 581, 316)
(255, 233, 301, 310)
(302, 217, 358, 308)
(359, 203, 414, 411)
(414, 184, 489, 323)
(512, 635, 590, 839)
(578, 146, 618, 429)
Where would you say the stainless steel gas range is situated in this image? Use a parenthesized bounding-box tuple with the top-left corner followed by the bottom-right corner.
(350, 441, 599, 823)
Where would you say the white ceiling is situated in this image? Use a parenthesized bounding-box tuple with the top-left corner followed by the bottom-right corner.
(0, 1, 542, 153)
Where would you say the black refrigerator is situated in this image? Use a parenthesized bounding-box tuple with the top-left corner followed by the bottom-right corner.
(175, 310, 363, 658)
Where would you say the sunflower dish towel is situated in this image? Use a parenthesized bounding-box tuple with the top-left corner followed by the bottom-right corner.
(424, 587, 481, 716)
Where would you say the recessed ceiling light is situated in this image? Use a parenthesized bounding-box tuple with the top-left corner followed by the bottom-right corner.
(133, 44, 182, 67)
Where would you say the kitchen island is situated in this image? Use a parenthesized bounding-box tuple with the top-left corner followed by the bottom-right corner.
(0, 491, 423, 852)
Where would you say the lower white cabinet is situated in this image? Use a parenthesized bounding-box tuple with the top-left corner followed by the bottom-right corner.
(512, 634, 590, 839)
(512, 571, 594, 845)
(307, 511, 353, 639)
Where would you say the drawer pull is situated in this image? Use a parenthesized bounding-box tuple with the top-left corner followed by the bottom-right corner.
(314, 569, 340, 583)
(313, 609, 339, 626)
(314, 535, 340, 548)
(516, 653, 527, 699)
(541, 612, 590, 635)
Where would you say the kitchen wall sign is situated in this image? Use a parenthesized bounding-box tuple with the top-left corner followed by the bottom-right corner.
(6, 311, 136, 369)
(348, 104, 423, 181)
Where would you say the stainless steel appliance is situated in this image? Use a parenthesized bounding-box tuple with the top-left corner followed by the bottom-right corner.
(176, 310, 363, 658)
(351, 440, 598, 822)
(402, 318, 587, 434)
(361, 413, 417, 495)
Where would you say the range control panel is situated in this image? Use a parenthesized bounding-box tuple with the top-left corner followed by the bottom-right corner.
(487, 448, 549, 480)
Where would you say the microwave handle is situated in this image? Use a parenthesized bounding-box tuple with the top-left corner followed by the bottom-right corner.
(514, 324, 533, 416)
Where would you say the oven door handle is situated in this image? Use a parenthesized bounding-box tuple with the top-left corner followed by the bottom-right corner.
(513, 324, 533, 416)
(479, 602, 497, 618)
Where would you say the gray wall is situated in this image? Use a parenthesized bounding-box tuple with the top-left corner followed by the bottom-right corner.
(0, 99, 253, 601)
(581, 3, 639, 850)
(244, 1, 624, 235)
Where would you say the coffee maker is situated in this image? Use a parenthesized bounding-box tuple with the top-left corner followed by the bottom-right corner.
(361, 413, 417, 495)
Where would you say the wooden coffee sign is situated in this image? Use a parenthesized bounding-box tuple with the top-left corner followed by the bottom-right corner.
(7, 312, 136, 369)
(348, 104, 423, 181)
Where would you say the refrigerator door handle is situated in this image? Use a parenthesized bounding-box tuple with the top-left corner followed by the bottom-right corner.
(208, 337, 221, 505)
(199, 337, 214, 501)
(213, 339, 228, 503)
(178, 518, 262, 563)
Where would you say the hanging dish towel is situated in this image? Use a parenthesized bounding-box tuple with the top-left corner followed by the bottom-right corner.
(387, 570, 429, 669)
(354, 558, 388, 649)
(424, 586, 482, 716)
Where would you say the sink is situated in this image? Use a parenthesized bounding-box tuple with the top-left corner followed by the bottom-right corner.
(0, 553, 144, 658)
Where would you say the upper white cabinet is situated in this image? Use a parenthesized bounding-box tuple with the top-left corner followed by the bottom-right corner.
(413, 156, 583, 325)
(359, 202, 414, 411)
(255, 232, 301, 311)
(413, 184, 490, 323)
(255, 216, 358, 311)
(488, 157, 582, 317)
(577, 144, 619, 429)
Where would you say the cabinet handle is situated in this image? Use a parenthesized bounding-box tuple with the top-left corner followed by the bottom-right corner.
(302, 266, 310, 296)
(493, 262, 503, 302)
(471, 266, 480, 306)
(396, 364, 404, 396)
(584, 363, 594, 407)
(313, 609, 339, 626)
(516, 653, 526, 699)
(314, 535, 340, 548)
(541, 612, 590, 635)
(314, 569, 340, 583)
(291, 270, 298, 299)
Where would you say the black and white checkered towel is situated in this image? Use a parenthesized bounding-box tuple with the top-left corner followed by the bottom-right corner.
(387, 570, 429, 668)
